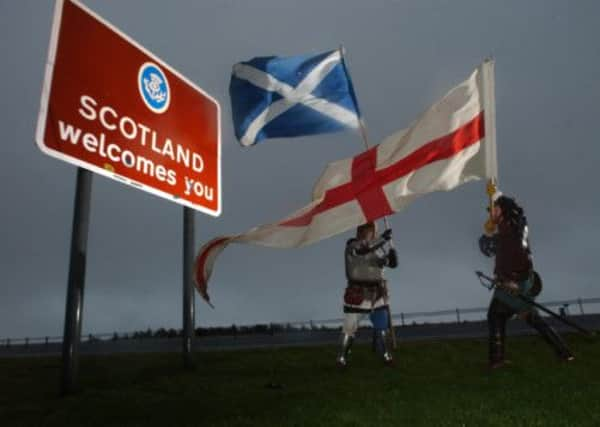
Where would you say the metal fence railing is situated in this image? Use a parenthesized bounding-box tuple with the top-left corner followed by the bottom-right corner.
(287, 297, 600, 329)
(2, 297, 600, 348)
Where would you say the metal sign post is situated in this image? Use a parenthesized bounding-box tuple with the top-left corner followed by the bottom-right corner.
(60, 167, 92, 395)
(182, 207, 195, 369)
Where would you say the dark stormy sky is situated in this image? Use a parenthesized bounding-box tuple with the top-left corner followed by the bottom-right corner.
(1, 0, 599, 339)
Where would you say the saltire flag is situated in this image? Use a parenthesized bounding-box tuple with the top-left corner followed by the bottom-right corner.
(195, 60, 498, 303)
(229, 49, 361, 147)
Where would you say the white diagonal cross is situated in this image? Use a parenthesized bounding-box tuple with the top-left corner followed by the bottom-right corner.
(233, 50, 360, 146)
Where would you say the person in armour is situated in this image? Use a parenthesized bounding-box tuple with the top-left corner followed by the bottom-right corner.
(336, 222, 398, 367)
(479, 193, 574, 369)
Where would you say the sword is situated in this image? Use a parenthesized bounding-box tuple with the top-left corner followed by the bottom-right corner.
(475, 271, 594, 336)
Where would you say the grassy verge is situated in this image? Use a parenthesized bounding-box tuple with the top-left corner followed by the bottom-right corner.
(0, 334, 599, 426)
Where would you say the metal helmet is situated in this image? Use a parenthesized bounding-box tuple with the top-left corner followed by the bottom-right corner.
(357, 221, 377, 237)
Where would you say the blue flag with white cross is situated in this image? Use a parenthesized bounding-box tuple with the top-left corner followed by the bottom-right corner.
(229, 49, 361, 147)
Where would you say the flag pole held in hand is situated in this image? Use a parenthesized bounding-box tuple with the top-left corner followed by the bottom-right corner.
(484, 180, 497, 235)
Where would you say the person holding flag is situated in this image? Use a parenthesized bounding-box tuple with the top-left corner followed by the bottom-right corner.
(479, 192, 575, 369)
(337, 222, 398, 367)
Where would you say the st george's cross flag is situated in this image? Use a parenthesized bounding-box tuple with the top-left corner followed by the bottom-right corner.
(195, 60, 498, 303)
(229, 49, 361, 146)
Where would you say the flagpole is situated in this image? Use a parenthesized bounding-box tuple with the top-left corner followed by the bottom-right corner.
(485, 179, 497, 234)
(339, 45, 392, 232)
(339, 45, 396, 348)
(480, 58, 498, 234)
(357, 119, 392, 233)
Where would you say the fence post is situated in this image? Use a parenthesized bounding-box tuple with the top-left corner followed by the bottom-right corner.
(578, 298, 584, 315)
(400, 312, 405, 326)
(45, 337, 49, 346)
(456, 308, 461, 323)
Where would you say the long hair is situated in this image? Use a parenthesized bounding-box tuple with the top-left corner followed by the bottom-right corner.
(495, 195, 530, 250)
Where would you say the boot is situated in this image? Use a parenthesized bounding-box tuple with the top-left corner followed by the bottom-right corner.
(488, 311, 506, 369)
(371, 329, 377, 353)
(526, 312, 575, 361)
(376, 329, 394, 366)
(336, 334, 354, 367)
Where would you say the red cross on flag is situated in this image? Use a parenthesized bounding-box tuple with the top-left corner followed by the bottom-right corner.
(194, 60, 497, 303)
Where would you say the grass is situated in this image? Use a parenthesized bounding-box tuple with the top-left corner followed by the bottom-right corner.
(0, 334, 599, 426)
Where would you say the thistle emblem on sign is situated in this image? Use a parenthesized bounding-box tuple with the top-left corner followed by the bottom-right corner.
(143, 73, 167, 103)
(138, 62, 170, 113)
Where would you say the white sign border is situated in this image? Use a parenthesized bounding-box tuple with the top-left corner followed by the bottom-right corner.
(35, 0, 222, 217)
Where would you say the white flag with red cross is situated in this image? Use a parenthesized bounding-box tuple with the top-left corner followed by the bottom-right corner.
(194, 60, 497, 303)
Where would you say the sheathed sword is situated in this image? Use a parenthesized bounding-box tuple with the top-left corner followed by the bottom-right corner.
(475, 271, 594, 336)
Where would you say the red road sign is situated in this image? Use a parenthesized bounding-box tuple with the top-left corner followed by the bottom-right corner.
(36, 0, 221, 216)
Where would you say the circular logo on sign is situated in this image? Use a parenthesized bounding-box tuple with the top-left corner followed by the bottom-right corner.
(138, 62, 170, 113)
